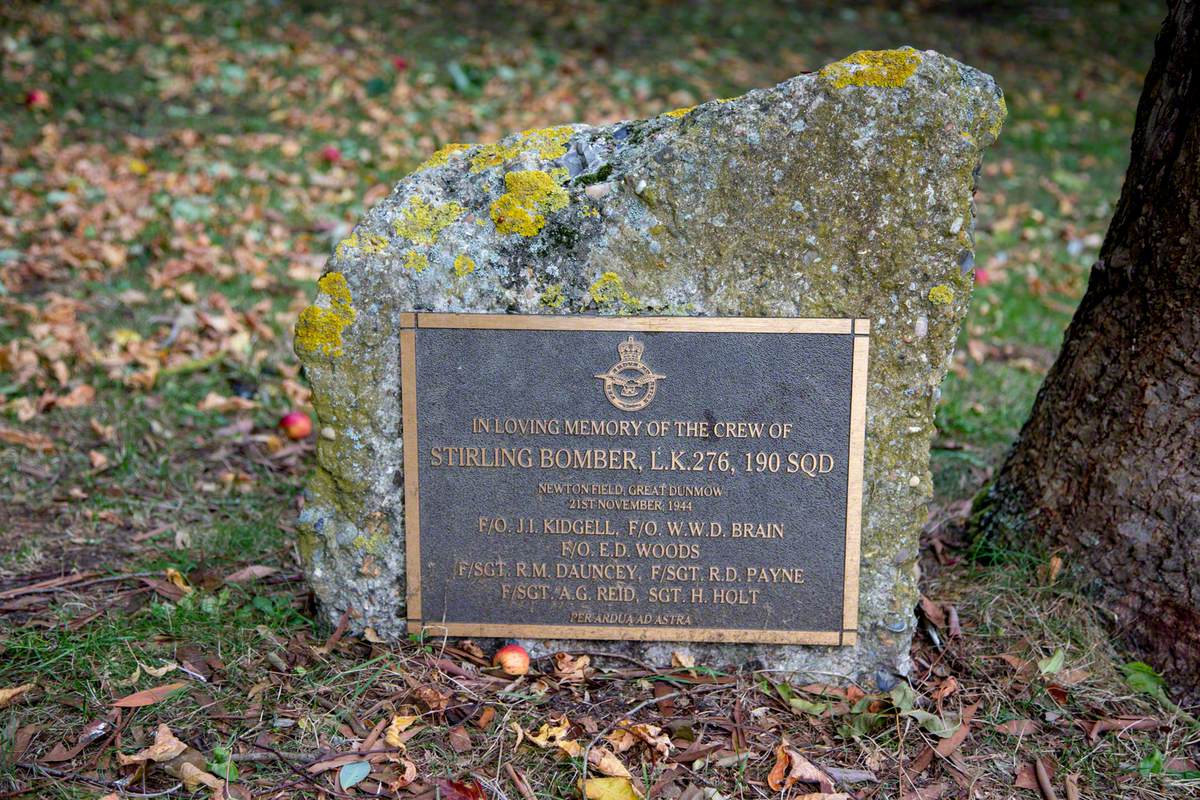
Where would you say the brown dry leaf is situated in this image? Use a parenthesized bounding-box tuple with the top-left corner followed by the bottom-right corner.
(1015, 760, 1055, 790)
(473, 706, 495, 730)
(1080, 715, 1159, 742)
(0, 683, 36, 708)
(0, 426, 55, 453)
(767, 741, 834, 793)
(88, 449, 109, 469)
(671, 651, 696, 669)
(934, 701, 979, 758)
(796, 795, 852, 800)
(384, 715, 420, 748)
(1056, 667, 1090, 686)
(901, 783, 950, 800)
(996, 719, 1038, 736)
(197, 392, 256, 413)
(57, 384, 95, 408)
(919, 596, 946, 629)
(607, 720, 672, 759)
(113, 681, 188, 708)
(447, 725, 472, 753)
(553, 652, 591, 683)
(224, 565, 277, 583)
(117, 723, 187, 765)
(931, 677, 959, 701)
(588, 747, 634, 779)
(167, 753, 224, 791)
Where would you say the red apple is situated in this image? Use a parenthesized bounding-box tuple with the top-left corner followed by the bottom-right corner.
(279, 410, 313, 440)
(974, 268, 992, 287)
(319, 145, 342, 163)
(24, 89, 50, 110)
(392, 56, 409, 72)
(493, 643, 530, 676)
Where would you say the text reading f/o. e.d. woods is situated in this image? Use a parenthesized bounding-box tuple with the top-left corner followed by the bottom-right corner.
(424, 414, 839, 624)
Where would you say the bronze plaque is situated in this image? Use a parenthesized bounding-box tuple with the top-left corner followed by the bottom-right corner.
(401, 315, 869, 645)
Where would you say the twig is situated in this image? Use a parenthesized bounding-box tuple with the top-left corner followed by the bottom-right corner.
(15, 763, 182, 797)
(471, 771, 511, 800)
(1035, 759, 1058, 800)
(505, 764, 538, 800)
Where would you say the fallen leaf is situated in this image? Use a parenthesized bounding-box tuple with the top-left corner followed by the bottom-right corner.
(1079, 715, 1159, 742)
(197, 392, 257, 413)
(580, 776, 642, 800)
(0, 683, 36, 708)
(113, 681, 188, 708)
(995, 719, 1038, 736)
(384, 715, 419, 748)
(57, 384, 95, 408)
(339, 760, 371, 790)
(671, 651, 695, 669)
(767, 741, 834, 793)
(1015, 760, 1056, 790)
(435, 778, 486, 800)
(0, 426, 55, 453)
(224, 565, 277, 583)
(117, 724, 187, 765)
(447, 725, 472, 753)
(164, 568, 192, 593)
(88, 449, 109, 469)
(554, 652, 592, 683)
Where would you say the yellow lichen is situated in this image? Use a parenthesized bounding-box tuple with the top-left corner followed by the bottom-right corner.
(490, 170, 570, 237)
(540, 284, 565, 308)
(588, 271, 638, 311)
(416, 143, 472, 171)
(663, 105, 695, 118)
(470, 125, 576, 173)
(454, 253, 475, 276)
(403, 250, 429, 272)
(335, 231, 388, 258)
(928, 284, 954, 305)
(393, 196, 465, 245)
(295, 272, 356, 357)
(819, 49, 922, 89)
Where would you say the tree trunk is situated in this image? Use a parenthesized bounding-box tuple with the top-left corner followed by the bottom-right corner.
(973, 0, 1200, 688)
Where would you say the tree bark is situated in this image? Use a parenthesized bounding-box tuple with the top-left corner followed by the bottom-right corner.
(973, 0, 1200, 687)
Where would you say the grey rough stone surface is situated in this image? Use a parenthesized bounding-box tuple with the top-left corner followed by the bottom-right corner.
(294, 47, 1004, 688)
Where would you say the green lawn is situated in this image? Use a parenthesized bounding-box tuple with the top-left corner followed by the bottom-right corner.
(3, 1, 1196, 798)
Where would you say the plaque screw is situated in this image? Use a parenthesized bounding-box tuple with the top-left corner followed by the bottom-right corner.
(885, 617, 908, 633)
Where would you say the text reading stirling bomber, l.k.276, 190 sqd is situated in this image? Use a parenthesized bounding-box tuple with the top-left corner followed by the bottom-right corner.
(400, 314, 870, 645)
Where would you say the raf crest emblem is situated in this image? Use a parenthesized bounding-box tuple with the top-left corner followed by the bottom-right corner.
(594, 336, 665, 412)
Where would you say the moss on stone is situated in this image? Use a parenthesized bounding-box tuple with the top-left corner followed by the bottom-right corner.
(490, 170, 570, 237)
(469, 125, 576, 173)
(663, 105, 695, 118)
(588, 271, 640, 312)
(394, 196, 465, 246)
(415, 142, 473, 172)
(403, 250, 430, 272)
(294, 272, 356, 357)
(820, 48, 922, 89)
(454, 253, 476, 276)
(928, 284, 954, 305)
(336, 231, 388, 258)
(539, 283, 565, 308)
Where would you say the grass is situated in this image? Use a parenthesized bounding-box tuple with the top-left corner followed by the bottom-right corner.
(2, 0, 1198, 797)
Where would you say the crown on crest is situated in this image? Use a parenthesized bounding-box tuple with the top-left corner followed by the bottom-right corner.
(618, 336, 644, 362)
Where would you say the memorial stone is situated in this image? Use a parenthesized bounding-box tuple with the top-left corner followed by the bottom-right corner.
(294, 48, 1005, 685)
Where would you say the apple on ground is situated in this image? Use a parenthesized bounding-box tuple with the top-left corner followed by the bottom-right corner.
(279, 411, 313, 440)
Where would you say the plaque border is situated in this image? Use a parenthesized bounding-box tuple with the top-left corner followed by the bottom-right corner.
(401, 314, 869, 646)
